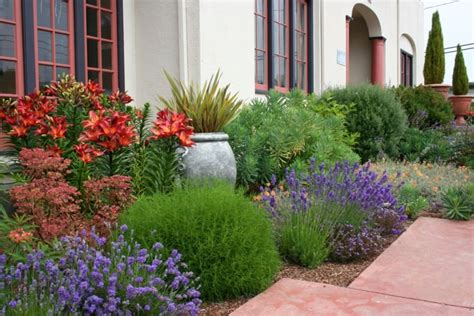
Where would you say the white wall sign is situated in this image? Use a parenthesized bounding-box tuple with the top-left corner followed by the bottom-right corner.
(337, 50, 346, 66)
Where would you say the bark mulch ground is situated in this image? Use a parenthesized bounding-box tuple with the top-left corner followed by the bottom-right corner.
(199, 219, 414, 316)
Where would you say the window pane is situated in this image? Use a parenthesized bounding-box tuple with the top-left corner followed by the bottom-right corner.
(101, 12, 112, 39)
(55, 33, 69, 64)
(0, 23, 15, 57)
(297, 62, 306, 90)
(256, 51, 265, 85)
(88, 70, 99, 83)
(101, 0, 111, 9)
(87, 39, 98, 67)
(86, 7, 98, 37)
(102, 72, 112, 93)
(102, 41, 112, 69)
(56, 66, 69, 79)
(55, 0, 69, 31)
(298, 3, 305, 30)
(272, 23, 278, 54)
(297, 33, 305, 60)
(279, 57, 286, 87)
(279, 25, 285, 56)
(256, 0, 264, 15)
(279, 0, 285, 22)
(0, 60, 16, 94)
(39, 65, 53, 87)
(37, 0, 52, 28)
(0, 0, 14, 20)
(273, 56, 279, 86)
(38, 31, 52, 61)
(86, 0, 97, 5)
(256, 16, 265, 50)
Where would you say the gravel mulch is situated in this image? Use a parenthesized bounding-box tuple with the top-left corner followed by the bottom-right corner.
(199, 219, 414, 315)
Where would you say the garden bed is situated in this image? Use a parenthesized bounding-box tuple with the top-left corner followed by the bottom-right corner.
(200, 219, 414, 316)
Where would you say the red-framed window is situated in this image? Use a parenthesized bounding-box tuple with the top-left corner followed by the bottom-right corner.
(272, 0, 290, 93)
(34, 0, 75, 88)
(0, 0, 23, 98)
(85, 0, 118, 94)
(401, 50, 413, 87)
(294, 0, 308, 91)
(255, 0, 268, 91)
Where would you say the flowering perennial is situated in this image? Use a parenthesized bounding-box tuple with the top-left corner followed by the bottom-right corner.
(0, 226, 201, 315)
(150, 108, 194, 147)
(260, 160, 407, 261)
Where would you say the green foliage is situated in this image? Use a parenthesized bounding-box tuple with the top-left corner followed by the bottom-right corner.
(398, 127, 453, 163)
(452, 44, 469, 95)
(325, 85, 408, 162)
(393, 85, 453, 128)
(277, 203, 367, 268)
(424, 11, 445, 84)
(159, 71, 243, 132)
(120, 181, 281, 302)
(372, 160, 474, 207)
(441, 186, 474, 220)
(0, 208, 36, 263)
(398, 185, 428, 218)
(113, 103, 183, 195)
(225, 90, 359, 189)
(440, 124, 474, 169)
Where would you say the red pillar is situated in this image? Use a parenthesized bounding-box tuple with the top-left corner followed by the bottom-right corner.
(345, 16, 351, 84)
(370, 37, 385, 87)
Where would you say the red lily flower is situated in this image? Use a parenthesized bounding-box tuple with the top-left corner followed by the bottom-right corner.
(74, 143, 104, 164)
(10, 125, 28, 137)
(48, 116, 68, 139)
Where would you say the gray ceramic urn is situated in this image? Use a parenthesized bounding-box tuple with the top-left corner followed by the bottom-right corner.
(182, 132, 237, 185)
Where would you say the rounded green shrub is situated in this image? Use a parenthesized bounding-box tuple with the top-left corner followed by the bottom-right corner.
(452, 44, 469, 95)
(325, 85, 408, 162)
(393, 85, 453, 128)
(120, 181, 281, 302)
(398, 127, 453, 163)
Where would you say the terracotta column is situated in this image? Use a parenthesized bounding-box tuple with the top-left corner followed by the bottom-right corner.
(370, 37, 386, 87)
(345, 16, 351, 84)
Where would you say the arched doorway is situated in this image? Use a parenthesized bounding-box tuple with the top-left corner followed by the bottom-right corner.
(347, 4, 384, 86)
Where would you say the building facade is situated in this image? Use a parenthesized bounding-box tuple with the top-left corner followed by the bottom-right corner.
(0, 0, 424, 105)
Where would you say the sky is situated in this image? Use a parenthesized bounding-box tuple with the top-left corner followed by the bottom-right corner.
(423, 0, 474, 84)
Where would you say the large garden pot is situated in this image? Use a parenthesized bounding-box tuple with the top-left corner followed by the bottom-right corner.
(426, 84, 451, 101)
(182, 132, 237, 185)
(449, 95, 472, 125)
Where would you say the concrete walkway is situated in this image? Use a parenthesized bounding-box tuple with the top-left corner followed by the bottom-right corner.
(232, 217, 474, 315)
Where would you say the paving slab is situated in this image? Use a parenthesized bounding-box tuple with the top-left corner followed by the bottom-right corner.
(231, 278, 472, 316)
(350, 217, 474, 308)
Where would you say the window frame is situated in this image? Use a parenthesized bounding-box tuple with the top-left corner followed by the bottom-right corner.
(400, 49, 413, 87)
(33, 0, 75, 88)
(255, 0, 268, 91)
(0, 0, 24, 98)
(256, 0, 313, 94)
(271, 0, 290, 93)
(294, 0, 308, 92)
(84, 0, 119, 93)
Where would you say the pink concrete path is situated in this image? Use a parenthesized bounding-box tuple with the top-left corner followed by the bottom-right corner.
(231, 217, 474, 315)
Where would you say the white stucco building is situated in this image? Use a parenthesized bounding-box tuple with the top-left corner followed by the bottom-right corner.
(0, 0, 425, 105)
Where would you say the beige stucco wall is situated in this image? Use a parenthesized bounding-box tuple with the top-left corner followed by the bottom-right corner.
(123, 0, 425, 104)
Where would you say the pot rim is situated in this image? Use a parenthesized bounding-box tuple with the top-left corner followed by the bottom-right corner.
(448, 95, 473, 100)
(191, 132, 229, 142)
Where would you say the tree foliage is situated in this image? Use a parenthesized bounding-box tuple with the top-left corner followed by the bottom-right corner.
(423, 11, 445, 84)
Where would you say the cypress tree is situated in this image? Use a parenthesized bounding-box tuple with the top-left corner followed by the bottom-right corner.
(423, 11, 445, 84)
(452, 44, 469, 95)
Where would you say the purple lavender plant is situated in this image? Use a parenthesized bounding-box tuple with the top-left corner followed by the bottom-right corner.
(261, 160, 407, 262)
(0, 225, 201, 315)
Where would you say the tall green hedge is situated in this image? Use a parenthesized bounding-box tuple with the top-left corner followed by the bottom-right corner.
(452, 44, 469, 95)
(423, 11, 445, 84)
